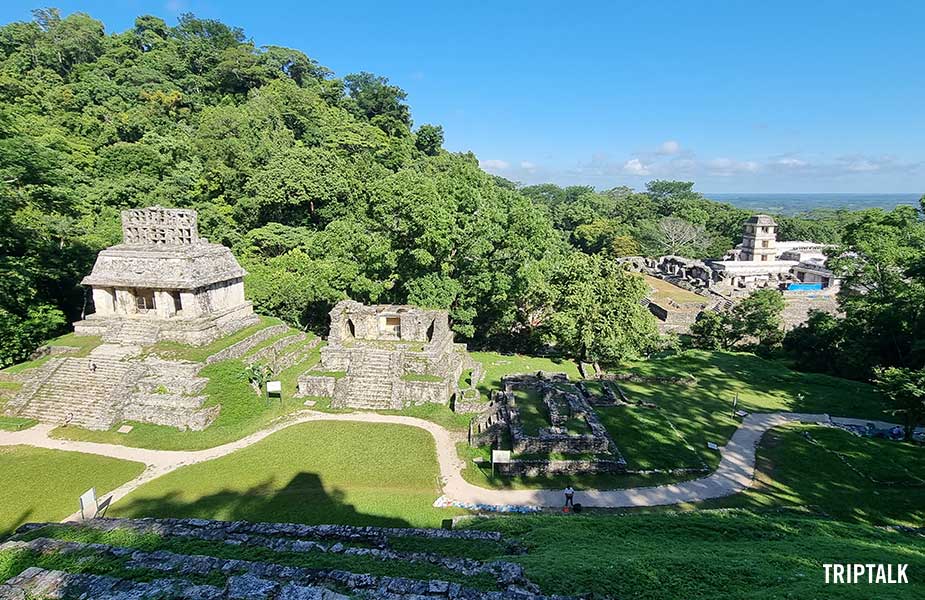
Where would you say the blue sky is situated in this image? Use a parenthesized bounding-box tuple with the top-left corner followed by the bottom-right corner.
(2, 1, 923, 193)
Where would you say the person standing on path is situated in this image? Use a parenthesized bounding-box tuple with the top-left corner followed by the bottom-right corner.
(564, 486, 575, 507)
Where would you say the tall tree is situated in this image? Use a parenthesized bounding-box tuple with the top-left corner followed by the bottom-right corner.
(875, 367, 925, 440)
(541, 254, 660, 363)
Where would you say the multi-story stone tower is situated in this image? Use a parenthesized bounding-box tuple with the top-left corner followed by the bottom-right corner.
(739, 214, 778, 262)
(73, 206, 258, 345)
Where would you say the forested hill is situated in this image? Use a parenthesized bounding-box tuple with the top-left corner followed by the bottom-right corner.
(0, 9, 916, 370)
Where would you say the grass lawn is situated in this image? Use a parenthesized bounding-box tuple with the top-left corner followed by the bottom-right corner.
(597, 405, 704, 470)
(468, 510, 925, 599)
(470, 351, 581, 402)
(691, 424, 925, 527)
(512, 387, 548, 435)
(0, 333, 103, 375)
(0, 416, 38, 431)
(641, 273, 705, 304)
(605, 349, 890, 471)
(0, 446, 145, 537)
(109, 421, 462, 528)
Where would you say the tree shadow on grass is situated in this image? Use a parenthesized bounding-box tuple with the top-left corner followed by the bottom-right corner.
(111, 472, 413, 529)
(1, 508, 35, 541)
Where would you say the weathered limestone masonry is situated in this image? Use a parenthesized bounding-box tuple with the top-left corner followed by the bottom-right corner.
(470, 372, 626, 476)
(3, 517, 576, 600)
(297, 300, 481, 410)
(4, 207, 263, 431)
(3, 344, 220, 431)
(74, 206, 258, 346)
(504, 374, 614, 455)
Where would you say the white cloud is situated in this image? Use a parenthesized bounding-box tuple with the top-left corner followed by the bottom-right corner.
(657, 140, 681, 155)
(479, 159, 510, 171)
(520, 161, 537, 171)
(622, 158, 651, 176)
(774, 157, 808, 168)
(704, 158, 759, 176)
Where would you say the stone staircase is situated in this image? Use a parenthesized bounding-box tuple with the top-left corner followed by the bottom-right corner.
(5, 355, 134, 430)
(101, 319, 161, 345)
(0, 517, 572, 600)
(339, 351, 399, 409)
(4, 344, 220, 432)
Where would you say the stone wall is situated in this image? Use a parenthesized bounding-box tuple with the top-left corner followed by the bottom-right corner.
(503, 374, 613, 455)
(400, 379, 451, 406)
(122, 395, 220, 431)
(297, 374, 338, 398)
(512, 430, 611, 455)
(247, 332, 308, 365)
(600, 372, 696, 386)
(270, 337, 320, 372)
(781, 292, 839, 330)
(205, 323, 288, 364)
(468, 396, 508, 447)
(495, 458, 626, 477)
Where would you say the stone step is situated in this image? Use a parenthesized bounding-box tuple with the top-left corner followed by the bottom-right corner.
(0, 534, 554, 600)
(4, 518, 546, 599)
(6, 355, 134, 429)
(0, 567, 230, 600)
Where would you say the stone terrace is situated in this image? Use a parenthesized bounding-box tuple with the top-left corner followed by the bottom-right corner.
(1, 517, 575, 600)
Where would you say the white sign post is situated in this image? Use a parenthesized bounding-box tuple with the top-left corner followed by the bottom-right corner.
(491, 449, 511, 477)
(267, 380, 282, 402)
(79, 488, 97, 521)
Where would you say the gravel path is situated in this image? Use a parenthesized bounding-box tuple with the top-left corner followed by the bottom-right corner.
(0, 410, 836, 516)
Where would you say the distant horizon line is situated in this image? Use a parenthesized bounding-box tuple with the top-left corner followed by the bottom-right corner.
(702, 192, 921, 196)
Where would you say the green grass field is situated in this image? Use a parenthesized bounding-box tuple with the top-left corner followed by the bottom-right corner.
(109, 421, 461, 528)
(469, 510, 925, 599)
(0, 416, 38, 431)
(692, 424, 925, 526)
(597, 405, 704, 470)
(607, 350, 889, 470)
(0, 446, 145, 536)
(641, 273, 705, 304)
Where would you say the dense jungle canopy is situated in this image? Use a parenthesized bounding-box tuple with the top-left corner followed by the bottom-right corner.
(1, 9, 923, 383)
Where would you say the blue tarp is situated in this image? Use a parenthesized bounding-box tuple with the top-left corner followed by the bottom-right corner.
(787, 282, 823, 291)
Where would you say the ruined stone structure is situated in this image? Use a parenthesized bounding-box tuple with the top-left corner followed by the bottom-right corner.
(298, 300, 479, 410)
(74, 207, 258, 346)
(615, 214, 843, 334)
(469, 372, 625, 476)
(4, 207, 271, 431)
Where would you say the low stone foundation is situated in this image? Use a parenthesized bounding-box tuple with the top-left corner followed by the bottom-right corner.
(495, 458, 627, 477)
